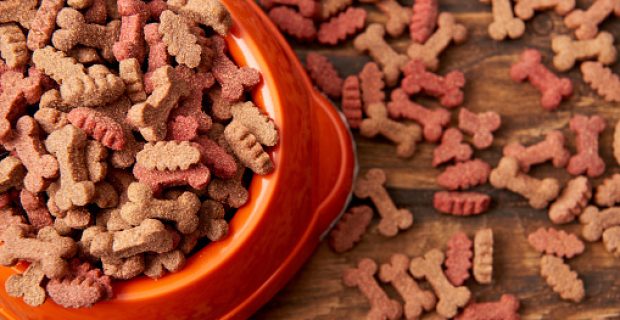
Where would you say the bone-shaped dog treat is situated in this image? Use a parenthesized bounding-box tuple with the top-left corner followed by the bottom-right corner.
(136, 141, 201, 171)
(379, 254, 436, 319)
(0, 207, 28, 237)
(46, 260, 113, 308)
(354, 24, 408, 86)
(20, 189, 53, 230)
(111, 219, 174, 258)
(99, 254, 144, 279)
(192, 135, 237, 179)
(84, 0, 107, 24)
(433, 128, 473, 167)
(211, 35, 261, 102)
(0, 68, 48, 140)
(602, 226, 620, 257)
(144, 250, 185, 278)
(169, 65, 214, 135)
(437, 159, 491, 191)
(375, 0, 411, 37)
(328, 205, 373, 253)
(455, 294, 520, 320)
(45, 124, 96, 211)
(458, 108, 501, 150)
(260, 0, 320, 18)
(27, 0, 64, 50)
(410, 249, 471, 318)
(401, 59, 466, 108)
(269, 6, 317, 41)
(179, 200, 229, 253)
(133, 162, 211, 194)
(434, 191, 491, 216)
(0, 156, 24, 193)
(579, 206, 620, 242)
(5, 263, 46, 306)
(167, 0, 231, 35)
(54, 207, 92, 235)
(114, 14, 147, 64)
(515, 0, 575, 20)
(548, 176, 591, 224)
(503, 130, 570, 172)
(207, 173, 248, 208)
(360, 103, 422, 158)
(208, 88, 234, 121)
(34, 108, 69, 135)
(481, 0, 525, 40)
(359, 62, 385, 110)
(564, 0, 620, 40)
(528, 227, 584, 258)
(582, 61, 620, 102)
(85, 140, 108, 183)
(0, 0, 36, 29)
(342, 75, 363, 129)
(144, 23, 169, 93)
(0, 24, 28, 69)
(67, 107, 126, 151)
(510, 49, 573, 110)
(224, 121, 274, 175)
(158, 10, 201, 68)
(410, 0, 438, 43)
(490, 157, 560, 209)
(567, 114, 606, 178)
(596, 174, 620, 207)
(318, 7, 367, 45)
(230, 102, 278, 147)
(445, 232, 473, 286)
(343, 258, 403, 320)
(119, 59, 147, 104)
(32, 46, 84, 85)
(473, 228, 493, 284)
(354, 168, 413, 237)
(540, 254, 584, 303)
(305, 52, 343, 99)
(320, 0, 352, 20)
(120, 182, 200, 234)
(551, 32, 616, 72)
(387, 89, 450, 142)
(407, 13, 467, 71)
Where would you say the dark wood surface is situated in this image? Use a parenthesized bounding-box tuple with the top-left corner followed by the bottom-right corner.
(255, 1, 620, 319)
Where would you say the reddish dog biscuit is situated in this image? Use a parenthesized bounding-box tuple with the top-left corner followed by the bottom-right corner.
(113, 12, 147, 64)
(579, 206, 620, 242)
(192, 135, 237, 179)
(510, 49, 573, 110)
(401, 59, 466, 108)
(328, 205, 373, 253)
(260, 0, 320, 18)
(20, 189, 53, 230)
(27, 0, 64, 51)
(548, 176, 591, 224)
(5, 263, 46, 307)
(567, 114, 606, 178)
(481, 0, 525, 41)
(354, 168, 413, 237)
(433, 128, 473, 167)
(144, 23, 170, 93)
(388, 89, 450, 142)
(445, 232, 473, 286)
(502, 130, 570, 172)
(458, 108, 501, 150)
(0, 68, 48, 140)
(359, 62, 385, 110)
(528, 227, 585, 259)
(360, 103, 422, 158)
(318, 7, 366, 45)
(455, 294, 520, 320)
(169, 65, 215, 137)
(540, 254, 584, 302)
(306, 53, 343, 99)
(564, 0, 620, 40)
(375, 0, 411, 37)
(342, 75, 363, 129)
(581, 61, 620, 103)
(551, 32, 616, 72)
(595, 174, 620, 207)
(515, 0, 575, 20)
(211, 35, 261, 102)
(407, 13, 467, 71)
(434, 191, 491, 216)
(67, 108, 126, 151)
(269, 6, 317, 41)
(410, 0, 438, 43)
(46, 260, 112, 308)
(473, 228, 493, 284)
(354, 24, 409, 86)
(437, 159, 491, 191)
(0, 156, 24, 193)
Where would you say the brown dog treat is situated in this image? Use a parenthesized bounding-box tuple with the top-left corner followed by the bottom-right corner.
(167, 0, 231, 35)
(224, 121, 274, 175)
(473, 228, 493, 284)
(579, 206, 620, 242)
(481, 0, 525, 40)
(101, 255, 144, 279)
(528, 227, 585, 259)
(407, 13, 467, 71)
(596, 174, 620, 207)
(445, 232, 473, 286)
(388, 89, 450, 142)
(34, 108, 69, 134)
(178, 200, 228, 253)
(565, 0, 620, 40)
(120, 58, 147, 103)
(458, 108, 501, 150)
(97, 208, 132, 232)
(32, 46, 84, 86)
(354, 169, 413, 237)
(305, 53, 343, 98)
(328, 205, 373, 253)
(360, 103, 422, 158)
(582, 61, 620, 103)
(20, 189, 53, 230)
(27, 0, 64, 50)
(0, 24, 28, 69)
(46, 260, 112, 308)
(158, 10, 201, 68)
(230, 101, 278, 147)
(260, 0, 319, 18)
(375, 0, 411, 37)
(359, 62, 385, 110)
(602, 226, 620, 257)
(54, 207, 92, 235)
(207, 173, 248, 208)
(0, 156, 24, 193)
(433, 128, 473, 167)
(540, 254, 584, 302)
(354, 24, 408, 86)
(410, 0, 438, 43)
(321, 0, 352, 20)
(85, 141, 108, 183)
(0, 207, 28, 237)
(551, 32, 616, 72)
(67, 0, 93, 9)
(268, 6, 317, 41)
(5, 263, 46, 306)
(490, 157, 560, 209)
(410, 249, 471, 318)
(207, 87, 234, 121)
(318, 7, 366, 45)
(143, 23, 169, 93)
(567, 114, 606, 177)
(69, 47, 104, 64)
(94, 96, 142, 169)
(38, 89, 71, 112)
(503, 130, 570, 172)
(133, 162, 211, 193)
(379, 253, 437, 319)
(144, 250, 185, 278)
(67, 107, 125, 151)
(548, 176, 591, 224)
(401, 59, 466, 109)
(341, 75, 363, 129)
(515, 0, 575, 20)
(84, 0, 107, 24)
(455, 294, 520, 320)
(211, 35, 261, 103)
(0, 0, 36, 29)
(437, 159, 491, 191)
(343, 258, 403, 320)
(434, 191, 491, 216)
(136, 141, 201, 171)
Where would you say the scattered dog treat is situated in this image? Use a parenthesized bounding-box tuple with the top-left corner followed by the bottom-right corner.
(354, 169, 413, 237)
(445, 232, 473, 286)
(502, 130, 570, 172)
(259, 0, 320, 18)
(551, 32, 617, 72)
(318, 7, 366, 45)
(458, 108, 501, 150)
(510, 49, 573, 110)
(595, 174, 620, 207)
(548, 176, 591, 224)
(514, 0, 576, 20)
(320, 0, 353, 20)
(269, 6, 317, 41)
(564, 0, 620, 40)
(407, 13, 467, 71)
(359, 62, 385, 110)
(340, 76, 364, 131)
(581, 61, 620, 103)
(0, 156, 24, 193)
(473, 228, 493, 284)
(433, 128, 473, 167)
(567, 114, 606, 178)
(401, 59, 466, 108)
(437, 159, 491, 191)
(387, 89, 450, 142)
(67, 108, 126, 151)
(490, 157, 560, 209)
(434, 192, 491, 216)
(375, 0, 411, 37)
(528, 227, 585, 259)
(27, 0, 64, 51)
(540, 254, 584, 303)
(211, 35, 261, 102)
(5, 263, 46, 307)
(328, 206, 373, 253)
(0, 24, 28, 69)
(481, 0, 525, 41)
(360, 103, 422, 158)
(136, 141, 201, 171)
(580, 206, 620, 242)
(159, 10, 201, 68)
(455, 294, 520, 320)
(379, 254, 437, 319)
(410, 249, 471, 318)
(410, 0, 438, 43)
(306, 53, 343, 99)
(602, 226, 620, 257)
(354, 23, 409, 86)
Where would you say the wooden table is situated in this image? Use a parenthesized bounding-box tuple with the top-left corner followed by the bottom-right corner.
(255, 1, 620, 318)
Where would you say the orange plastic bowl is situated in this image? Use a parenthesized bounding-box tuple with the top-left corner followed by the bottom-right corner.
(0, 1, 356, 319)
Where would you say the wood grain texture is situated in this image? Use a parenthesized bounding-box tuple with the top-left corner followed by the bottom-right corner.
(255, 0, 620, 318)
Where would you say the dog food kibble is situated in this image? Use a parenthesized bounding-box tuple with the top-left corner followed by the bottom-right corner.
(564, 0, 620, 40)
(514, 0, 576, 20)
(444, 232, 473, 286)
(318, 7, 366, 45)
(437, 159, 491, 191)
(548, 176, 592, 224)
(407, 13, 467, 71)
(581, 61, 620, 102)
(354, 23, 409, 87)
(580, 206, 620, 242)
(551, 31, 617, 72)
(481, 0, 525, 41)
(502, 130, 570, 172)
(410, 0, 438, 43)
(473, 228, 493, 284)
(387, 89, 450, 142)
(458, 108, 501, 150)
(434, 191, 491, 216)
(358, 62, 385, 110)
(567, 114, 606, 178)
(528, 227, 585, 259)
(540, 254, 585, 302)
(596, 174, 620, 207)
(401, 59, 466, 109)
(433, 128, 473, 167)
(455, 294, 520, 320)
(328, 206, 373, 253)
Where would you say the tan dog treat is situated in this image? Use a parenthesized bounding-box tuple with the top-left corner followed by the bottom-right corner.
(0, 207, 29, 237)
(27, 0, 64, 50)
(136, 141, 201, 171)
(111, 219, 174, 258)
(0, 24, 28, 69)
(0, 156, 24, 193)
(5, 263, 46, 306)
(490, 156, 560, 209)
(34, 108, 69, 134)
(32, 46, 85, 85)
(0, 0, 36, 29)
(515, 0, 575, 20)
(96, 96, 143, 168)
(375, 0, 411, 37)
(158, 10, 201, 68)
(579, 205, 620, 242)
(321, 0, 352, 20)
(407, 13, 467, 71)
(359, 62, 385, 110)
(567, 114, 606, 178)
(540, 254, 584, 302)
(0, 225, 77, 279)
(481, 0, 525, 41)
(54, 207, 92, 235)
(120, 182, 200, 234)
(68, 0, 93, 9)
(101, 255, 144, 279)
(38, 89, 71, 112)
(596, 174, 620, 207)
(328, 205, 373, 253)
(179, 200, 228, 253)
(69, 47, 103, 65)
(224, 121, 274, 175)
(548, 176, 591, 224)
(581, 61, 620, 103)
(602, 226, 620, 257)
(353, 24, 408, 86)
(551, 32, 616, 72)
(360, 103, 422, 158)
(207, 170, 248, 208)
(120, 58, 147, 103)
(354, 168, 413, 237)
(343, 258, 403, 320)
(230, 102, 278, 147)
(379, 254, 437, 319)
(473, 228, 493, 284)
(503, 130, 570, 172)
(167, 0, 231, 35)
(565, 0, 620, 40)
(97, 209, 132, 232)
(528, 227, 585, 258)
(144, 250, 185, 279)
(410, 249, 471, 318)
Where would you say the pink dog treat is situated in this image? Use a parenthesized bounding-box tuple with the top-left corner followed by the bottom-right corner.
(434, 192, 491, 216)
(455, 294, 520, 320)
(359, 62, 385, 110)
(401, 59, 466, 108)
(567, 114, 606, 178)
(548, 176, 591, 224)
(342, 76, 363, 129)
(360, 103, 422, 158)
(445, 232, 473, 286)
(328, 205, 373, 253)
(515, 0, 575, 20)
(27, 0, 64, 51)
(407, 13, 467, 71)
(269, 6, 317, 41)
(354, 24, 409, 86)
(170, 65, 215, 134)
(510, 49, 573, 110)
(433, 128, 473, 167)
(20, 189, 53, 230)
(410, 0, 438, 43)
(564, 0, 620, 40)
(84, 0, 107, 24)
(354, 168, 414, 237)
(581, 61, 620, 103)
(579, 206, 620, 242)
(260, 0, 320, 18)
(437, 159, 491, 191)
(67, 108, 126, 151)
(458, 108, 501, 150)
(0, 68, 47, 140)
(212, 35, 261, 102)
(551, 32, 617, 72)
(596, 174, 620, 207)
(113, 13, 147, 64)
(46, 259, 112, 308)
(193, 135, 237, 179)
(387, 89, 450, 142)
(133, 163, 211, 194)
(343, 258, 403, 320)
(318, 7, 366, 45)
(375, 0, 411, 37)
(144, 23, 170, 93)
(528, 227, 585, 259)
(481, 0, 525, 41)
(503, 130, 570, 172)
(306, 52, 343, 99)
(540, 254, 584, 303)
